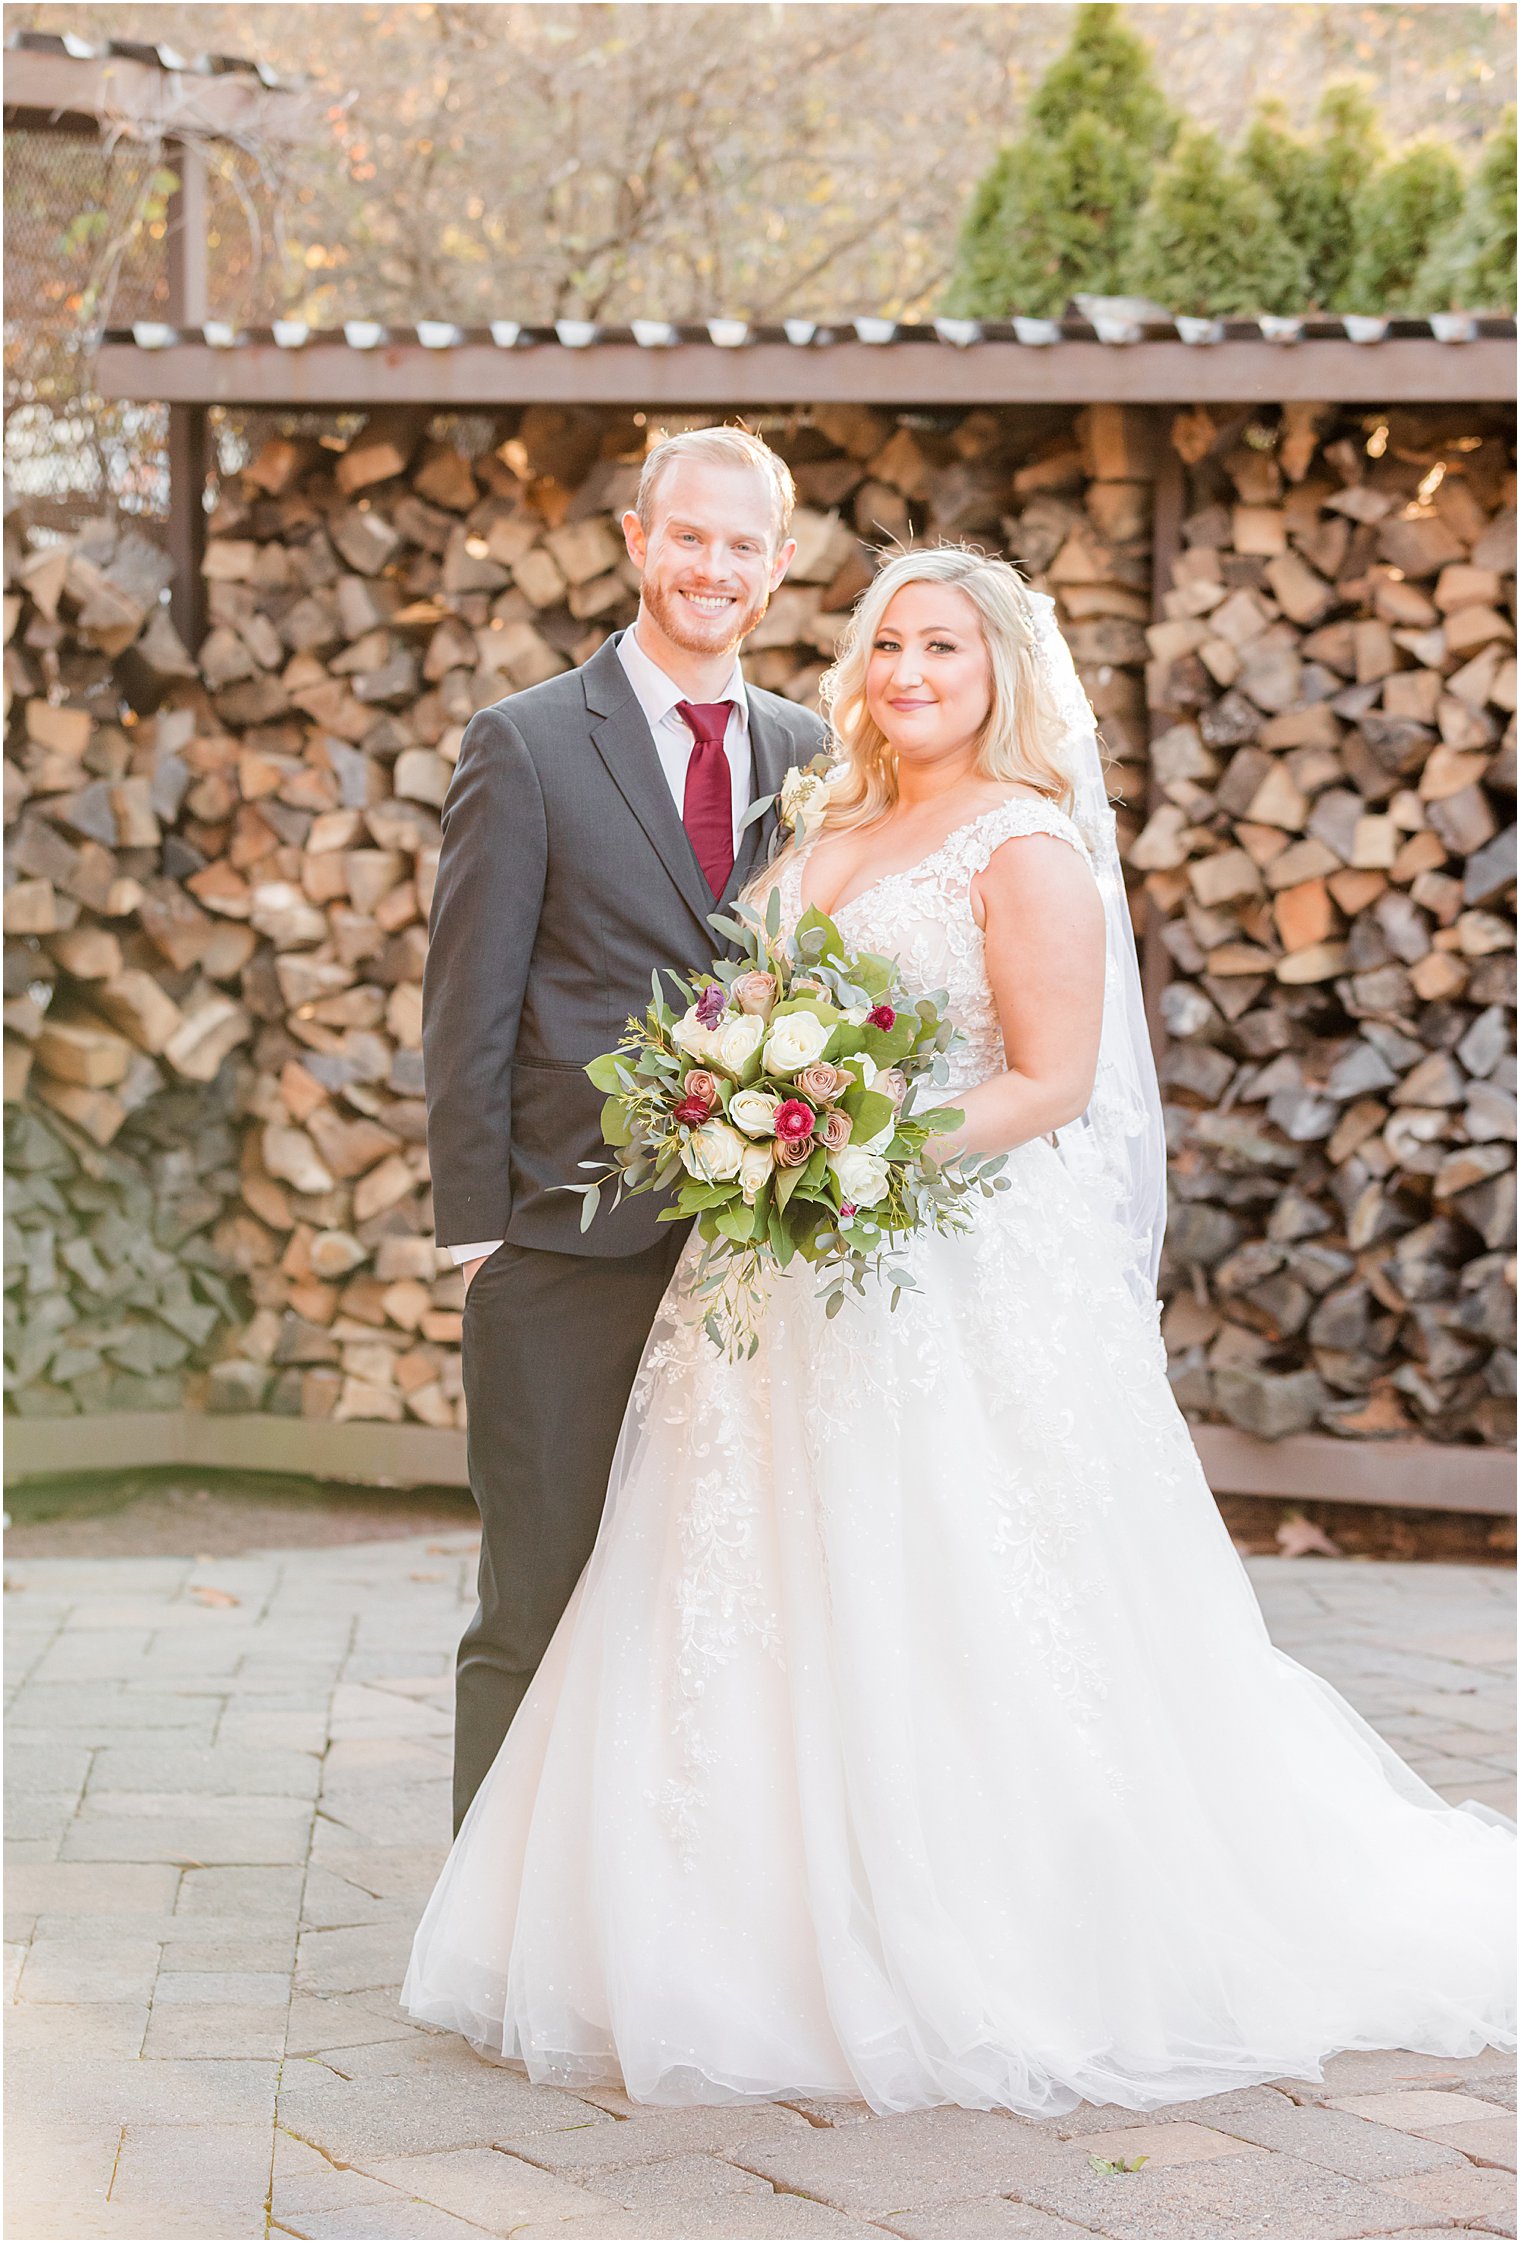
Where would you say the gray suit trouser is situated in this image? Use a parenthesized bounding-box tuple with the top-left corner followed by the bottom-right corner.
(453, 1228, 687, 1832)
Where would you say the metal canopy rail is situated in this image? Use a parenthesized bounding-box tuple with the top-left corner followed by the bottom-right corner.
(96, 317, 1519, 408)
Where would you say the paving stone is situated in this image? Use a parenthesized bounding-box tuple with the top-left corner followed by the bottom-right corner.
(6, 2054, 280, 2131)
(357, 2146, 624, 2228)
(1051, 2087, 1293, 2138)
(294, 1919, 416, 1994)
(674, 2197, 889, 2239)
(4, 1863, 182, 1917)
(176, 1865, 304, 1918)
(1188, 2094, 1470, 2180)
(61, 1804, 312, 1865)
(882, 2202, 1100, 2239)
(7, 1683, 223, 1735)
(597, 2149, 776, 2211)
(775, 2095, 879, 2127)
(107, 2119, 274, 2213)
(1013, 2146, 1444, 2239)
(1421, 2114, 1517, 2168)
(299, 1864, 417, 1931)
(729, 2110, 1078, 2216)
(142, 2002, 288, 2060)
(6, 1794, 83, 1844)
(497, 2101, 815, 2174)
(300, 2029, 488, 2081)
(153, 1969, 291, 2007)
(1075, 2121, 1247, 2168)
(4, 2000, 148, 2055)
(1328, 2088, 1510, 2131)
(314, 1779, 453, 1849)
(1373, 2161, 1518, 2228)
(277, 2054, 606, 2159)
(160, 1931, 298, 1972)
(17, 1937, 163, 2005)
(1281, 2049, 1516, 2101)
(88, 1745, 322, 1797)
(277, 2198, 489, 2238)
(284, 1993, 426, 2058)
(4, 1740, 92, 1793)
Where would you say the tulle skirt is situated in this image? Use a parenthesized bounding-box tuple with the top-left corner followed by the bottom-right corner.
(402, 1134, 1516, 2116)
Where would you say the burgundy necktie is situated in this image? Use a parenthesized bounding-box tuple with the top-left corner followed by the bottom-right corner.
(675, 700, 735, 898)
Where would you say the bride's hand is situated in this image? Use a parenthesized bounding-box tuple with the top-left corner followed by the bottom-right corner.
(462, 1253, 490, 1295)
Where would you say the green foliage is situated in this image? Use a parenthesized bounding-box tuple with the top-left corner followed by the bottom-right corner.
(944, 2, 1176, 317)
(1240, 82, 1383, 309)
(1133, 125, 1308, 317)
(1418, 106, 1517, 312)
(1342, 137, 1466, 311)
(1027, 2, 1175, 152)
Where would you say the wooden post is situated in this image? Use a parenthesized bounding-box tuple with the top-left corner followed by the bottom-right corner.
(1143, 411, 1185, 1063)
(163, 135, 208, 653)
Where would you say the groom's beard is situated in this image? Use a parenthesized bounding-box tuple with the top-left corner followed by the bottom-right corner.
(640, 572, 772, 658)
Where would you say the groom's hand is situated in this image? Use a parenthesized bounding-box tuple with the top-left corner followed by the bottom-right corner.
(462, 1254, 490, 1296)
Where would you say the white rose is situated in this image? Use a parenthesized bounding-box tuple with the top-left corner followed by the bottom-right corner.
(762, 1009, 832, 1076)
(730, 1087, 783, 1138)
(711, 1013, 766, 1079)
(738, 1142, 775, 1205)
(672, 1007, 722, 1064)
(680, 1118, 746, 1184)
(827, 1146, 891, 1208)
(780, 765, 832, 844)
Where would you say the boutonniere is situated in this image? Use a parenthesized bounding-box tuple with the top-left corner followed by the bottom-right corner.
(738, 752, 836, 851)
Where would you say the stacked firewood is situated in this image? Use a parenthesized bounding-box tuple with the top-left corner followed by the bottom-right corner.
(3, 401, 1152, 1426)
(6, 397, 1511, 1445)
(1143, 404, 1516, 1446)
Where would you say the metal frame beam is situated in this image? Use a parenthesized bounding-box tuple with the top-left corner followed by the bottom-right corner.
(95, 336, 1519, 410)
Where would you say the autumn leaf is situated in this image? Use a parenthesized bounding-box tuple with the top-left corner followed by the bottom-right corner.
(1275, 1512, 1344, 1560)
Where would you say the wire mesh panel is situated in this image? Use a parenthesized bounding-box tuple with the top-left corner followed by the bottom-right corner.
(4, 122, 175, 530)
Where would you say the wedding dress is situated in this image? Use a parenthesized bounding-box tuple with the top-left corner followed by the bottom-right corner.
(403, 791, 1514, 2116)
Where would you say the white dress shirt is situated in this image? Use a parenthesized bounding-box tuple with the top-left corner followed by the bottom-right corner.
(445, 628, 753, 1267)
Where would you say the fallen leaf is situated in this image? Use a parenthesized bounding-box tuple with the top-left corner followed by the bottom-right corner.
(189, 1584, 241, 1607)
(409, 1570, 444, 1582)
(1275, 1511, 1343, 1559)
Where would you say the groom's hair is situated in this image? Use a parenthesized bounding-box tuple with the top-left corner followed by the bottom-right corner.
(635, 424, 796, 547)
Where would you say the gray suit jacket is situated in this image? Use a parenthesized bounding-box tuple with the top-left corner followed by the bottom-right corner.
(424, 630, 828, 1257)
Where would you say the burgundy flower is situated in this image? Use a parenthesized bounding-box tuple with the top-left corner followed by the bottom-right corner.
(773, 1098, 816, 1145)
(695, 982, 728, 1028)
(673, 1095, 713, 1126)
(839, 1202, 858, 1220)
(866, 1003, 896, 1031)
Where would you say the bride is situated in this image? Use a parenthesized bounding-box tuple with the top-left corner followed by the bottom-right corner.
(403, 545, 1514, 2118)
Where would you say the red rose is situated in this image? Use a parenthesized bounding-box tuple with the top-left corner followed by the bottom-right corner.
(673, 1095, 712, 1126)
(773, 1098, 816, 1144)
(839, 1202, 857, 1219)
(867, 1004, 896, 1031)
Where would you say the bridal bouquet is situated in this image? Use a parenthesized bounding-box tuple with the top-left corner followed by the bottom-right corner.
(566, 889, 1007, 1356)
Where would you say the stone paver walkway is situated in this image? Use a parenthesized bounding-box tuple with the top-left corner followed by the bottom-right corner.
(4, 1540, 1514, 2243)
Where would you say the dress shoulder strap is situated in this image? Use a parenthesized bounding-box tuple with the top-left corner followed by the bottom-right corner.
(962, 797, 1095, 878)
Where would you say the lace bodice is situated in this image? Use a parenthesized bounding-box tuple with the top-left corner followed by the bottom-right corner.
(771, 798, 1096, 1095)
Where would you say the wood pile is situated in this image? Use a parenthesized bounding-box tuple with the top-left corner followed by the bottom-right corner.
(1143, 404, 1516, 1446)
(3, 401, 1151, 1428)
(4, 397, 1511, 1450)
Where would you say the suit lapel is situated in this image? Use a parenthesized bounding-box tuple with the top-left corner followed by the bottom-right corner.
(584, 638, 717, 939)
(722, 694, 793, 909)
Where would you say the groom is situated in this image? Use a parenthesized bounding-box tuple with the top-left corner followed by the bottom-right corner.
(424, 424, 826, 1829)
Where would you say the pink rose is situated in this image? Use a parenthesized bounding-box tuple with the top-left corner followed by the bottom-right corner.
(683, 1069, 720, 1108)
(775, 1133, 814, 1168)
(875, 1066, 908, 1111)
(732, 971, 778, 1019)
(797, 1062, 849, 1106)
(819, 1108, 852, 1151)
(773, 1098, 816, 1145)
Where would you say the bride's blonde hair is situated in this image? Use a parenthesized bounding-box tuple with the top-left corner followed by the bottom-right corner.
(806, 544, 1080, 845)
